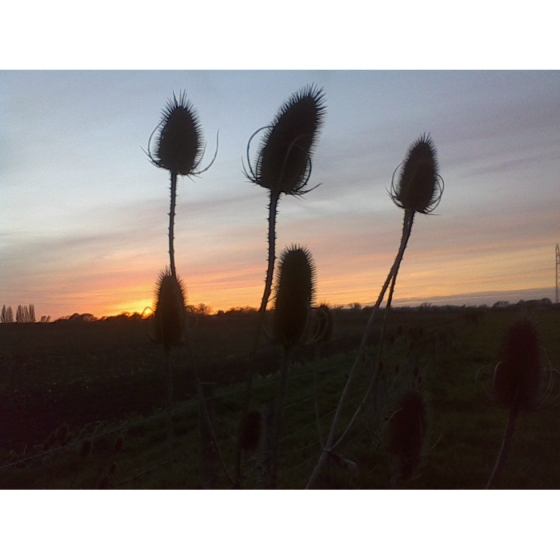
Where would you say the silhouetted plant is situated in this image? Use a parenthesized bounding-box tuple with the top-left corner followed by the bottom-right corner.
(235, 85, 326, 486)
(486, 319, 550, 489)
(307, 134, 443, 489)
(386, 389, 427, 485)
(152, 268, 187, 352)
(266, 245, 315, 487)
(146, 92, 217, 277)
(152, 268, 187, 481)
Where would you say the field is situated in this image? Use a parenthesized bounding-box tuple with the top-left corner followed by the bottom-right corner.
(1, 305, 560, 489)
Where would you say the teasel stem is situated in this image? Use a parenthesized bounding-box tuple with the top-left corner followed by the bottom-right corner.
(168, 171, 178, 277)
(486, 393, 521, 489)
(234, 190, 280, 487)
(270, 345, 293, 488)
(164, 349, 175, 486)
(306, 209, 415, 488)
(182, 313, 235, 487)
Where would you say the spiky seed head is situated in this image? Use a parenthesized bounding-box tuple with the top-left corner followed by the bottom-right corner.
(241, 408, 263, 452)
(251, 85, 326, 196)
(390, 134, 443, 214)
(387, 390, 427, 482)
(494, 319, 542, 411)
(150, 92, 203, 176)
(273, 245, 315, 349)
(313, 304, 334, 345)
(153, 268, 187, 351)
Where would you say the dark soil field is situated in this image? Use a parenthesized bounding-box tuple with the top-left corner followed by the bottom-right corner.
(1, 305, 560, 489)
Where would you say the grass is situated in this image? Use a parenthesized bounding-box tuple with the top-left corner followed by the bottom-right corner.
(1, 306, 560, 489)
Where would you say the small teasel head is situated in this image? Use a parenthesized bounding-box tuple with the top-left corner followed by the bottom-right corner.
(493, 318, 542, 411)
(152, 268, 187, 352)
(390, 134, 444, 214)
(309, 303, 334, 345)
(273, 245, 315, 350)
(386, 390, 427, 482)
(241, 408, 263, 452)
(147, 91, 206, 176)
(244, 85, 326, 196)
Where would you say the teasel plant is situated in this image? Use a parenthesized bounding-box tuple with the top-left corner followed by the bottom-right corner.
(266, 244, 316, 488)
(483, 318, 560, 489)
(234, 85, 326, 486)
(152, 268, 187, 483)
(146, 91, 218, 277)
(385, 389, 428, 486)
(306, 134, 444, 489)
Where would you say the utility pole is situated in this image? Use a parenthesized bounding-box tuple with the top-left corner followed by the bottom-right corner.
(556, 243, 560, 303)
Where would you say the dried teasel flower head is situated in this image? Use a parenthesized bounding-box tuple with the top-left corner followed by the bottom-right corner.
(390, 134, 444, 214)
(244, 85, 326, 196)
(386, 390, 427, 482)
(493, 318, 542, 411)
(309, 303, 334, 345)
(147, 92, 204, 176)
(273, 245, 316, 349)
(152, 268, 187, 351)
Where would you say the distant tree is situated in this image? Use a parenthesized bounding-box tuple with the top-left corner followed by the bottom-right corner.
(28, 304, 36, 323)
(6, 306, 13, 323)
(16, 305, 30, 323)
(40, 315, 51, 323)
(0, 305, 8, 323)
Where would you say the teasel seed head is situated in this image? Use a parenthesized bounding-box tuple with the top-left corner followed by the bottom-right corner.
(387, 390, 427, 482)
(152, 268, 187, 352)
(310, 304, 334, 345)
(241, 408, 263, 452)
(147, 92, 204, 176)
(390, 134, 444, 214)
(273, 245, 316, 349)
(244, 85, 326, 196)
(493, 318, 542, 411)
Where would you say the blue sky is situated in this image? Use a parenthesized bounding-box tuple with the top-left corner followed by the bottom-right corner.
(1, 70, 560, 318)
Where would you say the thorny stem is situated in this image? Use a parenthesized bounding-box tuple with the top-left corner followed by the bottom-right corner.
(330, 256, 401, 452)
(270, 346, 293, 488)
(164, 349, 174, 486)
(486, 396, 521, 489)
(234, 191, 281, 487)
(306, 209, 415, 489)
(169, 171, 178, 277)
(183, 317, 235, 487)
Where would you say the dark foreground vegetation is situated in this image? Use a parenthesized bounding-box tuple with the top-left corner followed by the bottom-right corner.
(1, 304, 559, 489)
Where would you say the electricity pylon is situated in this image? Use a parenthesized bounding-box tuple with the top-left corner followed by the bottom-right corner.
(556, 244, 560, 304)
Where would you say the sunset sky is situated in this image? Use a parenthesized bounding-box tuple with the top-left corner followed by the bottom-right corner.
(1, 70, 559, 319)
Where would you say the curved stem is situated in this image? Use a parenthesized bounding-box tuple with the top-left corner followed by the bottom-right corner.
(234, 190, 281, 487)
(169, 171, 178, 277)
(306, 209, 415, 489)
(486, 399, 520, 489)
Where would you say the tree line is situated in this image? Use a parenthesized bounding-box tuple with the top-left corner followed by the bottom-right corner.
(0, 304, 50, 323)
